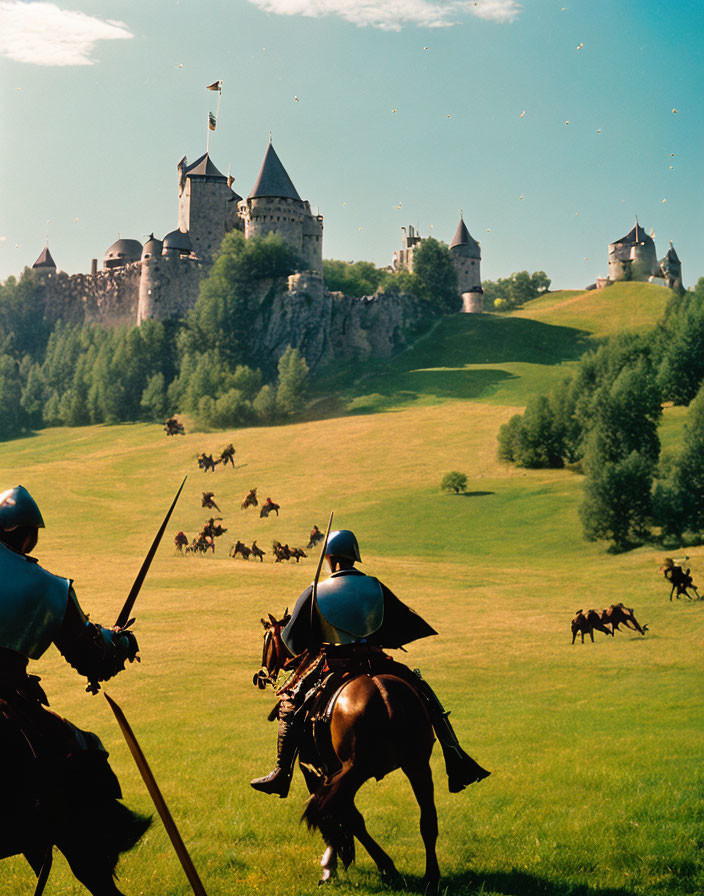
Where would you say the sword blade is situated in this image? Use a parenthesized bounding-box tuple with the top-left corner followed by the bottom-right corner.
(310, 510, 334, 624)
(104, 693, 208, 896)
(115, 476, 187, 629)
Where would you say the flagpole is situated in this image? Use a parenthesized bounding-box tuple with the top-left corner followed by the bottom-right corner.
(206, 111, 211, 153)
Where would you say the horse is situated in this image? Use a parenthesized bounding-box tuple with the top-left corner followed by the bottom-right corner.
(231, 540, 252, 560)
(571, 608, 613, 644)
(600, 603, 648, 635)
(255, 613, 443, 889)
(259, 499, 280, 518)
(174, 531, 189, 554)
(241, 489, 258, 510)
(0, 698, 151, 895)
(307, 528, 324, 550)
(250, 541, 266, 562)
(661, 560, 700, 600)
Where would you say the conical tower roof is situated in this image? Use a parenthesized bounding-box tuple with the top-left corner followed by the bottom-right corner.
(663, 241, 680, 264)
(614, 218, 654, 247)
(248, 142, 301, 201)
(449, 214, 480, 256)
(184, 152, 227, 182)
(33, 245, 56, 269)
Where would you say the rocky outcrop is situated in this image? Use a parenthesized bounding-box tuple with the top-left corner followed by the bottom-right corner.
(253, 279, 434, 373)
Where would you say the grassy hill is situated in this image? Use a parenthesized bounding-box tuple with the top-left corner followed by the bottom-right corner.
(314, 282, 671, 415)
(2, 279, 702, 896)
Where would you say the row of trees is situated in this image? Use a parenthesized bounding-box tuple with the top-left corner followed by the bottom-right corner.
(482, 271, 551, 311)
(497, 279, 704, 549)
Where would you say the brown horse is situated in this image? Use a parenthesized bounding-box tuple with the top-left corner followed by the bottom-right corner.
(0, 700, 150, 894)
(231, 540, 252, 560)
(255, 614, 442, 889)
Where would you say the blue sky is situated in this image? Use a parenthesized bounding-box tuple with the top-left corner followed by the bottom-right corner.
(1, 0, 702, 288)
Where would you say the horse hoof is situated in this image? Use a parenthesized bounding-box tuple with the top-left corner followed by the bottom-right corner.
(319, 869, 337, 885)
(422, 874, 441, 894)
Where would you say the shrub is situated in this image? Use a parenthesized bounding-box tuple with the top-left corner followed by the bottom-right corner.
(441, 471, 468, 494)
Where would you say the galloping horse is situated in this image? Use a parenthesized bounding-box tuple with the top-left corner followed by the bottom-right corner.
(0, 700, 150, 894)
(255, 613, 442, 888)
(231, 540, 252, 560)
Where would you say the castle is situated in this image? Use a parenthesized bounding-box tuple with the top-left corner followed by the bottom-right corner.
(30, 140, 325, 327)
(392, 214, 484, 312)
(598, 219, 683, 291)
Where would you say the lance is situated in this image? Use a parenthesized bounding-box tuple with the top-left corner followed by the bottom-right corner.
(310, 510, 334, 625)
(32, 847, 52, 896)
(104, 693, 208, 896)
(115, 476, 187, 629)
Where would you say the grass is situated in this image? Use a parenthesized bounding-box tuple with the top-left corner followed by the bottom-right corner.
(313, 283, 671, 416)
(1, 279, 702, 895)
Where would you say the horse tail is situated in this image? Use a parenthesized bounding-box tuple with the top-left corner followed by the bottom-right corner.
(302, 768, 356, 869)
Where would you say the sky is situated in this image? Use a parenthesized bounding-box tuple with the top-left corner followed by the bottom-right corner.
(0, 0, 702, 289)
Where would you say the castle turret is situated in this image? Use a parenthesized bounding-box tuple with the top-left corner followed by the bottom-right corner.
(238, 141, 323, 275)
(449, 213, 483, 312)
(104, 237, 142, 270)
(32, 244, 57, 280)
(177, 152, 242, 263)
(608, 219, 658, 282)
(659, 241, 683, 292)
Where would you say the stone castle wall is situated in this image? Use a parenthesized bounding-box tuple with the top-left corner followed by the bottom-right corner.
(42, 265, 141, 327)
(138, 256, 204, 324)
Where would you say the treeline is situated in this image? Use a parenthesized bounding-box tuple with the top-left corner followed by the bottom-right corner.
(482, 271, 551, 311)
(498, 279, 704, 549)
(324, 237, 460, 313)
(0, 232, 310, 439)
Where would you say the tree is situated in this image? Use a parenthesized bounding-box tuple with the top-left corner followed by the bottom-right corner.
(323, 260, 387, 296)
(482, 271, 551, 311)
(441, 472, 467, 494)
(579, 445, 654, 550)
(276, 346, 309, 416)
(0, 354, 26, 439)
(141, 372, 167, 420)
(187, 231, 301, 368)
(411, 238, 458, 313)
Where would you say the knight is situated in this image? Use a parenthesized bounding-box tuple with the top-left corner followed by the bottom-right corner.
(250, 528, 489, 798)
(0, 485, 148, 869)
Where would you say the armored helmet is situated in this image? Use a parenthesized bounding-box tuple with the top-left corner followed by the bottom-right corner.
(0, 485, 45, 531)
(326, 529, 362, 563)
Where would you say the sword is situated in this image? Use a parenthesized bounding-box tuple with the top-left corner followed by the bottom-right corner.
(104, 693, 209, 896)
(310, 510, 334, 625)
(115, 476, 187, 629)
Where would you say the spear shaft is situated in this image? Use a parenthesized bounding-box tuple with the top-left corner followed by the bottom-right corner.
(104, 693, 208, 896)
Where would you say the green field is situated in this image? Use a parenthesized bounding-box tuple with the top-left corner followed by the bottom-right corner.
(2, 282, 702, 896)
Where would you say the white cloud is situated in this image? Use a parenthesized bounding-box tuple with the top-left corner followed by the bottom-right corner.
(0, 1, 133, 66)
(245, 0, 521, 29)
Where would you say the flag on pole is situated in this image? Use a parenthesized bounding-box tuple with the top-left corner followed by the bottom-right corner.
(208, 112, 217, 131)
(206, 80, 222, 92)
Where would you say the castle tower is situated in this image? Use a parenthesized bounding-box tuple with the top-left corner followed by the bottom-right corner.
(177, 152, 242, 263)
(608, 219, 659, 282)
(393, 225, 423, 272)
(32, 244, 57, 280)
(449, 213, 483, 312)
(238, 141, 323, 274)
(137, 235, 163, 324)
(660, 241, 683, 292)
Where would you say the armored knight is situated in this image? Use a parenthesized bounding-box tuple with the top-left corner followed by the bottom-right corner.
(0, 485, 147, 848)
(251, 529, 489, 798)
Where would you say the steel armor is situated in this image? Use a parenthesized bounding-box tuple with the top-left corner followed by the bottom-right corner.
(0, 542, 70, 659)
(314, 570, 384, 644)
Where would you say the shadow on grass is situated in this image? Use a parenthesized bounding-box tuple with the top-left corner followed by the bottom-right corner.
(459, 491, 495, 497)
(396, 868, 635, 896)
(309, 313, 593, 418)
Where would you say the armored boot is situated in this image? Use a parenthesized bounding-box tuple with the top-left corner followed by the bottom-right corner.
(250, 706, 299, 798)
(411, 670, 490, 793)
